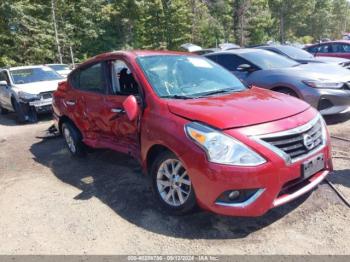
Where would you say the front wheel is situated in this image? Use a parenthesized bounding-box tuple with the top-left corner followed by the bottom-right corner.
(62, 122, 86, 157)
(13, 99, 27, 123)
(151, 151, 196, 215)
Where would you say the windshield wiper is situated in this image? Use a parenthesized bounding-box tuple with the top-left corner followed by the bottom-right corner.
(196, 88, 238, 97)
(160, 95, 198, 100)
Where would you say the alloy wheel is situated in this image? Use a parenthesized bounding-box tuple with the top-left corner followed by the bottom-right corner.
(63, 127, 76, 154)
(156, 159, 191, 207)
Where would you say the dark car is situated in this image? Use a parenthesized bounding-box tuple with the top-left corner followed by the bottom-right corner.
(304, 40, 350, 60)
(256, 45, 350, 69)
(205, 49, 350, 115)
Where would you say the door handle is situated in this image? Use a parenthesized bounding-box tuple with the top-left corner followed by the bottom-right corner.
(65, 100, 76, 106)
(111, 108, 124, 113)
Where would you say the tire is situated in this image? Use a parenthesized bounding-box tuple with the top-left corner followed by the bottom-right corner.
(274, 87, 299, 98)
(13, 99, 27, 123)
(151, 151, 196, 215)
(62, 122, 86, 157)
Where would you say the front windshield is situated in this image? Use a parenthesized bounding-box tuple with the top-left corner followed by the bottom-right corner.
(241, 50, 299, 69)
(276, 46, 314, 60)
(10, 67, 64, 84)
(137, 55, 246, 98)
(49, 64, 70, 71)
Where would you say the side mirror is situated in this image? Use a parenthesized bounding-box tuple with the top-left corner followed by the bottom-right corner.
(57, 81, 68, 92)
(0, 80, 8, 87)
(237, 64, 254, 72)
(123, 95, 139, 121)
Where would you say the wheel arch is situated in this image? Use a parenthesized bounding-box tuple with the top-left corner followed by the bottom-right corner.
(145, 144, 174, 176)
(58, 115, 81, 137)
(271, 86, 301, 98)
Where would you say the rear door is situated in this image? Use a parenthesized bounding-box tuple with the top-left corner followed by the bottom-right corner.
(66, 62, 109, 141)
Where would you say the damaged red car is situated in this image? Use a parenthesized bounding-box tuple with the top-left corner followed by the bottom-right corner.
(52, 51, 332, 217)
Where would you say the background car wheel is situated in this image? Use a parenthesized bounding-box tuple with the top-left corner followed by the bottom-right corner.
(151, 151, 196, 215)
(274, 87, 299, 98)
(62, 122, 86, 157)
(13, 99, 27, 123)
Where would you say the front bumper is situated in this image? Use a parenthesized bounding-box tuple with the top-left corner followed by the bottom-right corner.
(29, 99, 53, 113)
(182, 146, 331, 217)
(303, 88, 350, 115)
(179, 111, 332, 217)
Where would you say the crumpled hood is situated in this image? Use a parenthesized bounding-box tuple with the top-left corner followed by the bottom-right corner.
(13, 80, 62, 94)
(167, 88, 310, 129)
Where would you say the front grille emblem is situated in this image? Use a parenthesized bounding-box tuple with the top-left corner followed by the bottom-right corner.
(303, 134, 314, 150)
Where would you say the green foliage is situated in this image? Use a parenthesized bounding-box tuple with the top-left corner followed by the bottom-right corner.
(0, 0, 350, 67)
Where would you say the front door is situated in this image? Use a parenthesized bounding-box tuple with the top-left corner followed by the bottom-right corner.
(102, 59, 141, 158)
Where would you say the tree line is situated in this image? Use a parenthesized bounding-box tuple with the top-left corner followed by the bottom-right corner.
(1, 0, 350, 67)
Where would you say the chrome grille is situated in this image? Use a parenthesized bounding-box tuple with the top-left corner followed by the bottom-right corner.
(256, 116, 325, 163)
(40, 91, 53, 100)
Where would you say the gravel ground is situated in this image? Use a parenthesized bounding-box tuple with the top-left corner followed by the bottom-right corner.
(0, 112, 349, 255)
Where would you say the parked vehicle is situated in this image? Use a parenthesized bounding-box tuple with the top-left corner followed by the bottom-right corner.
(181, 43, 240, 55)
(205, 49, 350, 115)
(46, 64, 71, 77)
(256, 45, 350, 69)
(304, 40, 350, 60)
(52, 50, 332, 217)
(0, 65, 64, 122)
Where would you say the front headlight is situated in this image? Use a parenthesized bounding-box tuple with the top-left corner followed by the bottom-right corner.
(185, 122, 266, 166)
(302, 80, 344, 89)
(18, 91, 41, 101)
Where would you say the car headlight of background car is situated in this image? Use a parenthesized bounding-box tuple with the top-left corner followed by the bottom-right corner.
(185, 122, 266, 166)
(302, 80, 344, 89)
(18, 91, 41, 102)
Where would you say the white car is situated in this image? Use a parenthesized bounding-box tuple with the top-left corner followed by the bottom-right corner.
(46, 64, 71, 77)
(0, 65, 64, 123)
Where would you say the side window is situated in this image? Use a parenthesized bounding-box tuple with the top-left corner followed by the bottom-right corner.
(318, 44, 331, 53)
(306, 46, 318, 53)
(341, 44, 350, 53)
(215, 54, 252, 71)
(111, 60, 139, 95)
(78, 63, 106, 93)
(0, 71, 10, 84)
(331, 44, 342, 53)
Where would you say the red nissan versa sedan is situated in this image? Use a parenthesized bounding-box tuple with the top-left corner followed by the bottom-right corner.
(52, 50, 332, 217)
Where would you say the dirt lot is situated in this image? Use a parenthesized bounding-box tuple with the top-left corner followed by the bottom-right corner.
(0, 112, 349, 255)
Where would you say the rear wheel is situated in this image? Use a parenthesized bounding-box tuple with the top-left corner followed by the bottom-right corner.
(151, 151, 196, 215)
(273, 87, 299, 98)
(62, 122, 86, 157)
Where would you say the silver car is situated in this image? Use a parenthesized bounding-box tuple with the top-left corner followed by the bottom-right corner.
(205, 49, 350, 115)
